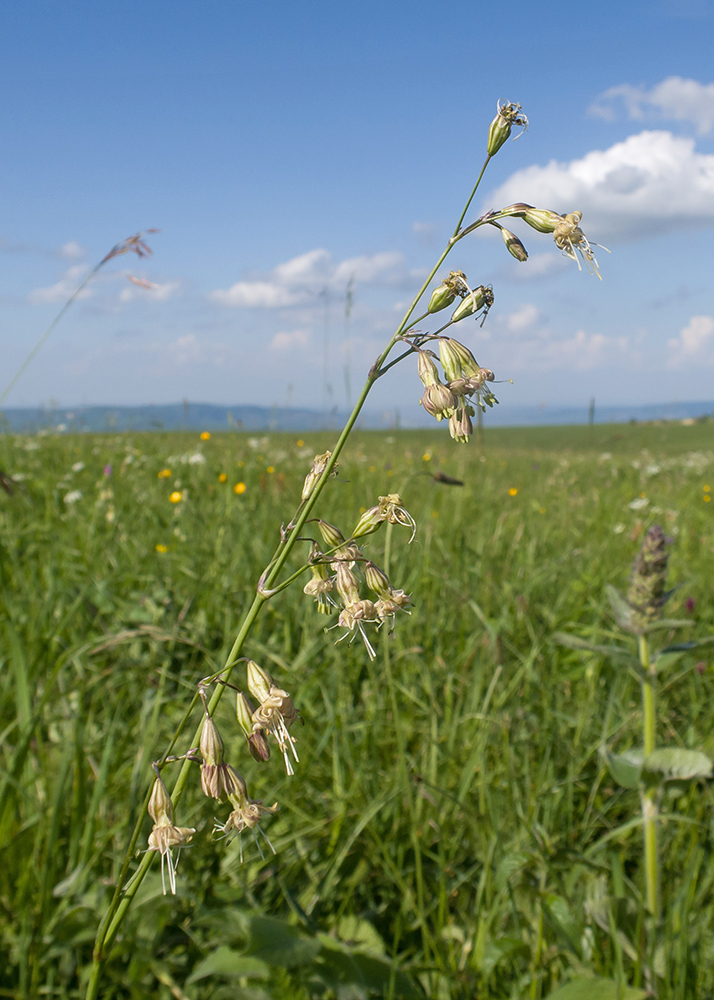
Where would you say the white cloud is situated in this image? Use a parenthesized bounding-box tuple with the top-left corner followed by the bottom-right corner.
(668, 315, 714, 365)
(506, 303, 539, 332)
(270, 328, 311, 351)
(590, 77, 714, 135)
(118, 279, 181, 303)
(210, 247, 411, 308)
(57, 241, 86, 260)
(486, 130, 714, 242)
(28, 265, 91, 304)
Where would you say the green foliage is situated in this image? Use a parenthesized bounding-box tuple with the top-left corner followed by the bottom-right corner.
(1, 421, 714, 998)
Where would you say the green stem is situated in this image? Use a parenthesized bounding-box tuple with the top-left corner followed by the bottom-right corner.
(639, 633, 659, 920)
(86, 155, 497, 1000)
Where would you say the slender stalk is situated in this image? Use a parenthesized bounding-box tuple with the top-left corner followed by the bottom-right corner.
(639, 633, 659, 920)
(85, 157, 496, 1000)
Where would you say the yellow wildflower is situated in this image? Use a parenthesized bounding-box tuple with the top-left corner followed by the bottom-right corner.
(200, 431, 211, 440)
(218, 472, 227, 483)
(234, 482, 246, 495)
(169, 491, 182, 503)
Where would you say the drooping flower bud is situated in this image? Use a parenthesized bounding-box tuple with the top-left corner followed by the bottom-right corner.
(364, 561, 391, 598)
(416, 350, 440, 388)
(421, 382, 457, 421)
(487, 100, 528, 156)
(246, 660, 272, 704)
(302, 450, 334, 500)
(449, 405, 474, 444)
(451, 285, 493, 323)
(236, 691, 271, 762)
(500, 227, 528, 262)
(199, 714, 244, 800)
(147, 774, 195, 895)
(335, 562, 361, 605)
(317, 520, 345, 550)
(427, 283, 456, 314)
(440, 338, 481, 380)
(148, 774, 173, 827)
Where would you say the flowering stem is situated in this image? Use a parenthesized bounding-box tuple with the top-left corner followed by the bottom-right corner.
(85, 158, 497, 1000)
(639, 633, 659, 920)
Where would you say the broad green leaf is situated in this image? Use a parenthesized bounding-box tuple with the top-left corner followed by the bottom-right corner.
(603, 748, 643, 789)
(544, 975, 647, 999)
(643, 748, 713, 781)
(335, 915, 386, 956)
(545, 893, 581, 949)
(186, 946, 270, 984)
(246, 913, 322, 967)
(605, 585, 634, 632)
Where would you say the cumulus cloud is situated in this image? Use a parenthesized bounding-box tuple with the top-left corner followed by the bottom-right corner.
(270, 328, 311, 351)
(668, 315, 714, 365)
(210, 247, 413, 308)
(590, 77, 714, 135)
(486, 130, 714, 242)
(506, 303, 539, 332)
(57, 241, 87, 260)
(118, 278, 181, 303)
(28, 265, 92, 304)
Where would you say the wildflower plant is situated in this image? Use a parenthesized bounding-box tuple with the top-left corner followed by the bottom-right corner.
(85, 101, 607, 999)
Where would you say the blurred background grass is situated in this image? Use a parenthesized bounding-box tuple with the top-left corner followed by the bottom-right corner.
(1, 422, 713, 999)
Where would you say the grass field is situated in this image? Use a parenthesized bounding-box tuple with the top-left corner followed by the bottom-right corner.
(1, 421, 713, 999)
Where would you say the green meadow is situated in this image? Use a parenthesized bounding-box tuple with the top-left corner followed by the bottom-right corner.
(1, 421, 713, 999)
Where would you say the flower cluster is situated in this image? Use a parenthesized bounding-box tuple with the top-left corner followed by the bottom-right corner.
(301, 500, 414, 660)
(415, 339, 498, 444)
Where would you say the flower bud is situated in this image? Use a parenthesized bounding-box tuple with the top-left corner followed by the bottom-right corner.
(335, 562, 360, 605)
(317, 520, 345, 550)
(421, 383, 457, 421)
(148, 774, 173, 826)
(364, 561, 391, 598)
(521, 207, 562, 234)
(450, 285, 493, 323)
(439, 338, 480, 380)
(500, 227, 528, 262)
(302, 450, 333, 500)
(626, 524, 672, 632)
(246, 660, 272, 704)
(427, 284, 457, 314)
(199, 714, 225, 766)
(449, 406, 474, 444)
(416, 350, 440, 388)
(487, 101, 528, 156)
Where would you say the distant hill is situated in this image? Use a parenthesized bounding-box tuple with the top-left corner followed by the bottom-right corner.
(1, 399, 713, 433)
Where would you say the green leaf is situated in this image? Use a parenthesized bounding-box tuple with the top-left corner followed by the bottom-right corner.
(603, 748, 643, 790)
(643, 748, 713, 781)
(494, 852, 530, 891)
(552, 632, 637, 666)
(652, 651, 685, 673)
(316, 941, 423, 999)
(245, 914, 322, 968)
(605, 585, 634, 632)
(660, 637, 714, 653)
(186, 946, 270, 984)
(644, 618, 694, 633)
(480, 936, 531, 976)
(544, 975, 647, 999)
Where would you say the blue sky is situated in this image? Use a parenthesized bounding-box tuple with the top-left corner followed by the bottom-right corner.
(2, 0, 714, 418)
